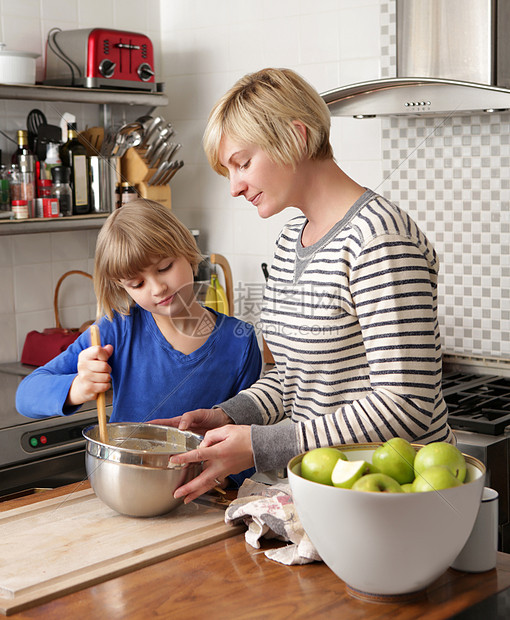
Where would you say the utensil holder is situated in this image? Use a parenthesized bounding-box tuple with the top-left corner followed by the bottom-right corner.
(89, 156, 120, 213)
(120, 147, 171, 209)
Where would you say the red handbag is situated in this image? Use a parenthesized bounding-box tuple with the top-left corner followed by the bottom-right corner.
(21, 270, 94, 367)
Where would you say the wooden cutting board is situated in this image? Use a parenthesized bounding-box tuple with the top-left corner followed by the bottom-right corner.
(0, 488, 242, 616)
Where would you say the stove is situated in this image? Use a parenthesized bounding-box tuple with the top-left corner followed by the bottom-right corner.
(0, 362, 112, 500)
(443, 354, 510, 553)
(443, 373, 510, 435)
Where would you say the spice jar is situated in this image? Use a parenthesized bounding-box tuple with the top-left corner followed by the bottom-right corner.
(121, 182, 137, 206)
(51, 166, 73, 217)
(12, 199, 28, 219)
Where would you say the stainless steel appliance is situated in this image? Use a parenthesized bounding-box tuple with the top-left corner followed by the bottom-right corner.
(322, 0, 510, 117)
(443, 355, 510, 552)
(0, 362, 111, 499)
(43, 28, 157, 91)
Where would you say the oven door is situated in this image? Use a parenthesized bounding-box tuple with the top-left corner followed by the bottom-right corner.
(0, 363, 111, 498)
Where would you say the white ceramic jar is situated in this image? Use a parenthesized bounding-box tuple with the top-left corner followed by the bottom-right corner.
(0, 43, 39, 85)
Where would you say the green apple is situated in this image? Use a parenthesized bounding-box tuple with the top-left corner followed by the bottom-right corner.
(331, 459, 371, 489)
(414, 442, 467, 483)
(351, 473, 403, 493)
(412, 465, 463, 492)
(401, 483, 414, 493)
(301, 447, 347, 485)
(372, 437, 416, 485)
(365, 462, 380, 474)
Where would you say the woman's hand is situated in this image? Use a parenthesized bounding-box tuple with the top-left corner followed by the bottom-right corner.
(66, 344, 113, 406)
(170, 425, 254, 504)
(150, 408, 232, 435)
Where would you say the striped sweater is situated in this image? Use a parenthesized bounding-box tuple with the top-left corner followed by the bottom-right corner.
(221, 190, 453, 472)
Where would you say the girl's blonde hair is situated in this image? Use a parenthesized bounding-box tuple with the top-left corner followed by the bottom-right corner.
(203, 67, 333, 176)
(94, 200, 202, 319)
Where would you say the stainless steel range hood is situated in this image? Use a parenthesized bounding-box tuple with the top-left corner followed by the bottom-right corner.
(323, 0, 510, 118)
(322, 77, 510, 118)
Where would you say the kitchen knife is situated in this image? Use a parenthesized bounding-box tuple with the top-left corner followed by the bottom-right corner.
(148, 160, 173, 186)
(161, 160, 184, 184)
(148, 140, 170, 168)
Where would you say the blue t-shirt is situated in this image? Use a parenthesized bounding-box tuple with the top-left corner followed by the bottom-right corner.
(16, 306, 261, 423)
(16, 307, 262, 488)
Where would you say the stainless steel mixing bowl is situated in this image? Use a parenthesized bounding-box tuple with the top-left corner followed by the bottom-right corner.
(83, 423, 202, 517)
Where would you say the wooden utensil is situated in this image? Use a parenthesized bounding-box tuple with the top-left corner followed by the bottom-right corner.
(90, 325, 108, 444)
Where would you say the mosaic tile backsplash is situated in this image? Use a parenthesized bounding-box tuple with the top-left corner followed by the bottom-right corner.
(379, 0, 510, 359)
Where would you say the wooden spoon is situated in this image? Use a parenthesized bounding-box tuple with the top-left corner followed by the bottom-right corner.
(90, 325, 109, 444)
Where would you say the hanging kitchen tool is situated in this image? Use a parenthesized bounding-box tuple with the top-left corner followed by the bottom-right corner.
(208, 254, 234, 316)
(26, 108, 47, 151)
(260, 262, 274, 364)
(204, 272, 229, 315)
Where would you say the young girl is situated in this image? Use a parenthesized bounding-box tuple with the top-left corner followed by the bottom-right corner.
(16, 200, 262, 443)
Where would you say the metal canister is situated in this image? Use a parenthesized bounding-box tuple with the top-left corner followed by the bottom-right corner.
(89, 156, 117, 213)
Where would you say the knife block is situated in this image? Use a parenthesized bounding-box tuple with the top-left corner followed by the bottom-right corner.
(120, 147, 172, 209)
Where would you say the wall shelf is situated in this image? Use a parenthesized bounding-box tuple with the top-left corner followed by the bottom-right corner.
(0, 214, 109, 236)
(0, 82, 168, 107)
(0, 82, 168, 236)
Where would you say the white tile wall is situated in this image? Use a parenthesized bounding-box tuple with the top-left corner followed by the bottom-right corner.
(1, 0, 383, 362)
(378, 0, 510, 359)
(0, 0, 163, 362)
(160, 0, 383, 336)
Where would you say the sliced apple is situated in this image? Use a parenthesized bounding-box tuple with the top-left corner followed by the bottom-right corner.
(331, 459, 369, 489)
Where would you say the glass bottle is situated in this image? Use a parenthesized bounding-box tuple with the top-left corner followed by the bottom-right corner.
(0, 165, 10, 211)
(59, 123, 90, 215)
(11, 130, 33, 166)
(10, 156, 36, 218)
(44, 142, 62, 181)
(51, 166, 73, 217)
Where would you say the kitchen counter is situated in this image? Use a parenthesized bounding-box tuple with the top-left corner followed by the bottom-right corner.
(2, 485, 510, 619)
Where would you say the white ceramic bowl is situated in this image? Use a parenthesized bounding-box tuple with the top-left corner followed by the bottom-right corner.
(288, 443, 485, 598)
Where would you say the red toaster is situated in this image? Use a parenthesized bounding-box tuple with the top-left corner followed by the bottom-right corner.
(44, 28, 157, 91)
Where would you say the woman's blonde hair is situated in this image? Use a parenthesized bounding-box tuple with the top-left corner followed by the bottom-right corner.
(203, 67, 333, 176)
(94, 200, 202, 319)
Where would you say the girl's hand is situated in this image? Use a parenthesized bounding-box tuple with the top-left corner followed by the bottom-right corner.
(66, 344, 113, 406)
(150, 408, 232, 435)
(170, 425, 254, 503)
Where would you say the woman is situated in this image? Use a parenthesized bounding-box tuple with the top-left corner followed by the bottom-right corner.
(161, 68, 453, 503)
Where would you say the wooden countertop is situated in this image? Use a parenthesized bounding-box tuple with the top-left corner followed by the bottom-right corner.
(2, 485, 510, 619)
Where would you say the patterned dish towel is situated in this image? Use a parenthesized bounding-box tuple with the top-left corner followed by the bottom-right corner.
(224, 479, 321, 565)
